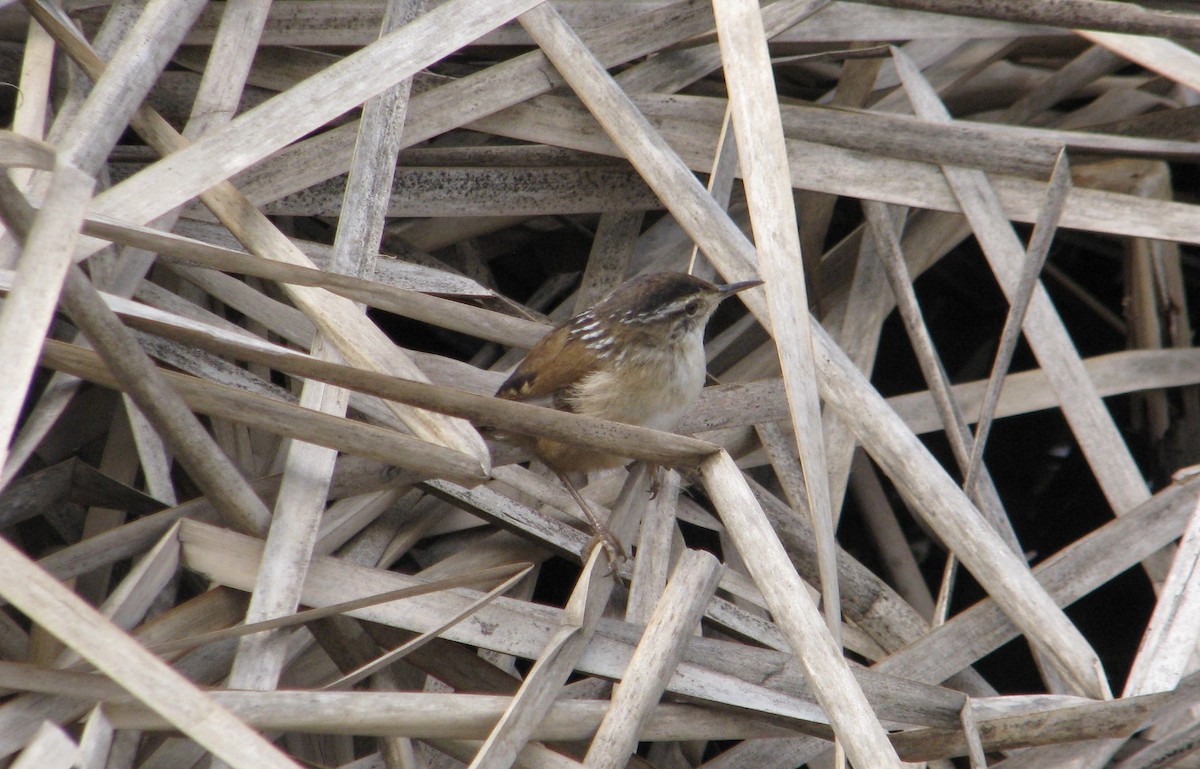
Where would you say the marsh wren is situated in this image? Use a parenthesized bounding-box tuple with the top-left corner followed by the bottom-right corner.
(496, 272, 762, 562)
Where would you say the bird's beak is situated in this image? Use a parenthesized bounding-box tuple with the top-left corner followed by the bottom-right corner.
(718, 279, 764, 296)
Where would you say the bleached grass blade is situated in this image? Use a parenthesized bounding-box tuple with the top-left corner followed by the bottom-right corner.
(177, 519, 842, 727)
(891, 45, 1149, 523)
(0, 162, 92, 483)
(38, 0, 205, 175)
(773, 100, 1200, 173)
(877, 478, 1200, 688)
(823, 208, 894, 517)
(466, 473, 640, 769)
(841, 0, 1200, 37)
(514, 4, 760, 291)
(1108, 714, 1200, 769)
(627, 469, 682, 624)
(809, 316, 1111, 699)
(585, 549, 723, 769)
(323, 564, 533, 690)
(1123, 491, 1200, 696)
(960, 699, 987, 769)
(26, 0, 501, 469)
(801, 50, 883, 297)
(0, 529, 302, 769)
(102, 689, 799, 742)
(0, 133, 55, 172)
(37, 340, 484, 482)
(226, 0, 422, 701)
(676, 345, 1200, 451)
(443, 472, 604, 562)
(122, 395, 176, 505)
(261, 165, 659, 218)
(713, 0, 840, 650)
(10, 722, 76, 769)
(702, 477, 1200, 768)
(883, 349, 1200, 438)
(468, 93, 1200, 246)
(179, 0, 274, 140)
(964, 150, 1073, 496)
(702, 449, 903, 769)
(576, 210, 642, 309)
(1079, 30, 1200, 93)
(848, 453, 936, 620)
(89, 0, 548, 227)
(314, 487, 409, 558)
(689, 105, 737, 276)
(55, 265, 271, 537)
(932, 555, 958, 628)
(863, 198, 1017, 553)
(8, 17, 55, 188)
(76, 706, 115, 769)
(889, 692, 1170, 761)
(150, 564, 533, 656)
(754, 420, 812, 520)
(90, 521, 179, 634)
(77, 215, 543, 345)
(235, 0, 725, 206)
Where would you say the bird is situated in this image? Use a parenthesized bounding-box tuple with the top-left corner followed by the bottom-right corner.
(494, 271, 762, 565)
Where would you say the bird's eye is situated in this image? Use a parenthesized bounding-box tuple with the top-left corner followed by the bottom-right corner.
(684, 300, 701, 316)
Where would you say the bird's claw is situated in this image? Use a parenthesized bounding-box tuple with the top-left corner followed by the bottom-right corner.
(588, 529, 626, 577)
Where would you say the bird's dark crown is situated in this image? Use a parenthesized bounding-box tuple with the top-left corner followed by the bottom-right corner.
(593, 273, 719, 325)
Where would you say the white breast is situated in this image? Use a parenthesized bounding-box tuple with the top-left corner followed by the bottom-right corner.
(568, 332, 706, 431)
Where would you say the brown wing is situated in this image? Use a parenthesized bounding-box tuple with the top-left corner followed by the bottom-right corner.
(495, 324, 603, 410)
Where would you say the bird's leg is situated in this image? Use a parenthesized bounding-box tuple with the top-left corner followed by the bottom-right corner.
(554, 469, 624, 572)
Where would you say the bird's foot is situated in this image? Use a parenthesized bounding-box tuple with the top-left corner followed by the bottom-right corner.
(587, 528, 626, 577)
